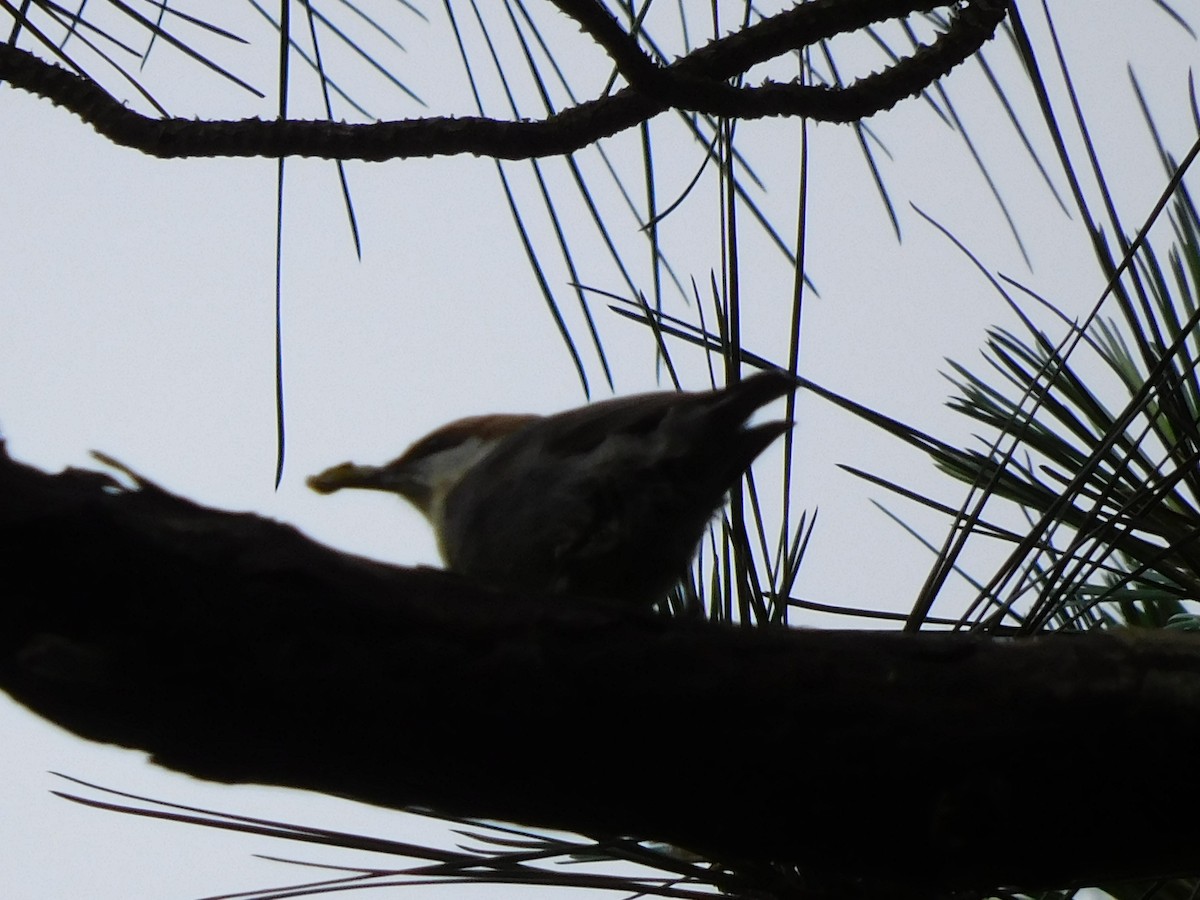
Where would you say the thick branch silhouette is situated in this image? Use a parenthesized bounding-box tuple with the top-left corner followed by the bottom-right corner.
(0, 0, 1005, 160)
(3, 445, 1200, 893)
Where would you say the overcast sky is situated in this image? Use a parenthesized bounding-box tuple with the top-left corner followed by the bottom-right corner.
(2, 2, 1197, 897)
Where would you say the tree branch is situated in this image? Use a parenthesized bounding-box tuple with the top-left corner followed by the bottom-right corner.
(0, 0, 1005, 160)
(549, 0, 664, 92)
(3, 444, 1200, 893)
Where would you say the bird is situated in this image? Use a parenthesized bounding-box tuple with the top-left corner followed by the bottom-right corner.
(308, 370, 796, 606)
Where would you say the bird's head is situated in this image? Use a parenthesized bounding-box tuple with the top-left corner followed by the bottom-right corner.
(307, 413, 540, 527)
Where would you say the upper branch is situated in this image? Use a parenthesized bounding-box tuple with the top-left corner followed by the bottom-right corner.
(549, 0, 665, 92)
(0, 0, 1005, 161)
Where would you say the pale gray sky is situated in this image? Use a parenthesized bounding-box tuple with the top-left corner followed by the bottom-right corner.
(1, 3, 1196, 897)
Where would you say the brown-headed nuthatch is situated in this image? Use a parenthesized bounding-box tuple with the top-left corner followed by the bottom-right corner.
(308, 370, 795, 606)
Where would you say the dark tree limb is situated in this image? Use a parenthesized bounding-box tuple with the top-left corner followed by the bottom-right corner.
(3, 444, 1200, 894)
(0, 0, 1005, 161)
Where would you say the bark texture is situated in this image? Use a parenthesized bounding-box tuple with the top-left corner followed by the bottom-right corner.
(3, 445, 1200, 893)
(0, 1, 1005, 160)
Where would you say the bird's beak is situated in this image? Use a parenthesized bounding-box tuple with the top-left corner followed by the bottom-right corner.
(307, 460, 432, 512)
(306, 462, 392, 495)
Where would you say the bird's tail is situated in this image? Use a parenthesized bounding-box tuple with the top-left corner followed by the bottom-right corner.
(714, 369, 797, 426)
(717, 370, 796, 477)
